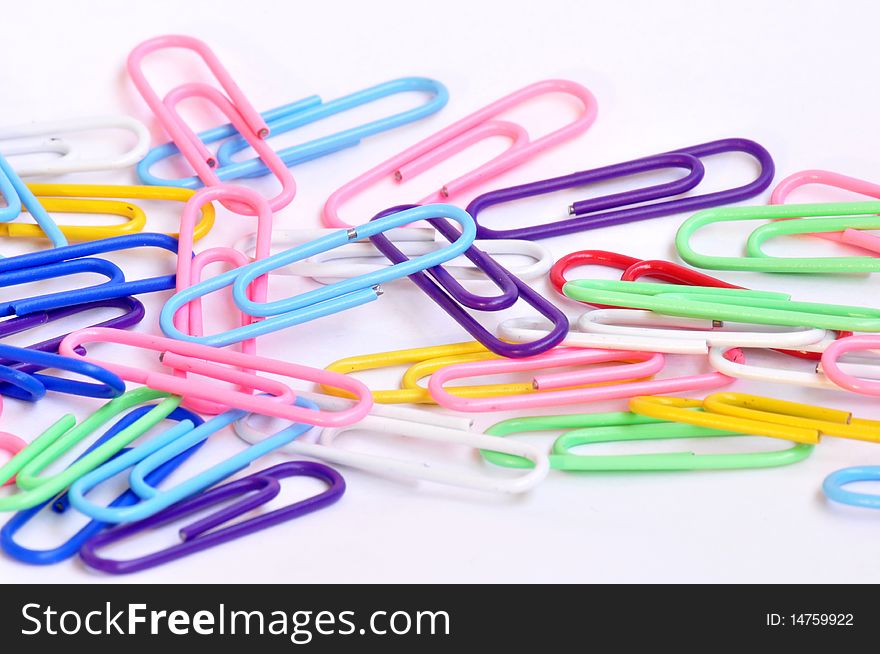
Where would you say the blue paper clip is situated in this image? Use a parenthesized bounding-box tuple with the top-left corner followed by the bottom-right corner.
(0, 406, 204, 565)
(0, 258, 125, 318)
(137, 78, 448, 188)
(823, 466, 880, 510)
(0, 233, 179, 315)
(159, 204, 476, 347)
(0, 344, 125, 401)
(0, 153, 67, 248)
(68, 396, 320, 524)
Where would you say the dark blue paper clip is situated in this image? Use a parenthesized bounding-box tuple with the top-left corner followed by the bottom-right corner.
(0, 344, 125, 401)
(0, 258, 125, 318)
(0, 406, 204, 565)
(466, 138, 775, 240)
(137, 78, 449, 187)
(0, 233, 179, 315)
(0, 298, 137, 400)
(369, 205, 568, 357)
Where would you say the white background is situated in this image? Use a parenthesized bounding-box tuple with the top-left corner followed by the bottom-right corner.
(2, 0, 880, 583)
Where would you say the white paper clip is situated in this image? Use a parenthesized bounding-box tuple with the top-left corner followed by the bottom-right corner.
(711, 338, 880, 389)
(233, 229, 553, 284)
(0, 116, 151, 176)
(234, 394, 549, 494)
(499, 310, 832, 355)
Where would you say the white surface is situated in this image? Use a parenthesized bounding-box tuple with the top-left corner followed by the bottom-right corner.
(2, 0, 880, 583)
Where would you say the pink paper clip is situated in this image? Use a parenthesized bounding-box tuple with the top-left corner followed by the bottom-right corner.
(322, 79, 598, 228)
(771, 170, 880, 254)
(172, 185, 274, 414)
(59, 328, 372, 427)
(0, 428, 27, 487)
(426, 347, 741, 412)
(127, 35, 296, 215)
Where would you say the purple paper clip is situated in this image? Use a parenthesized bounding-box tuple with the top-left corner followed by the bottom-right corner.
(79, 461, 344, 575)
(467, 138, 775, 240)
(369, 205, 568, 358)
(0, 296, 145, 375)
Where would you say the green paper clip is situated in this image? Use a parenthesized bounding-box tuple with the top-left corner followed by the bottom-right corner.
(482, 410, 813, 471)
(562, 279, 880, 332)
(0, 388, 182, 512)
(676, 201, 880, 273)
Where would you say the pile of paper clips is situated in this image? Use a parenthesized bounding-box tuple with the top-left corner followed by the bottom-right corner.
(0, 33, 878, 575)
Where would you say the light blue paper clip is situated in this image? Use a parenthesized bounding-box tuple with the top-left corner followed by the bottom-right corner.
(137, 77, 449, 188)
(67, 396, 319, 524)
(160, 204, 476, 347)
(823, 466, 880, 510)
(0, 154, 67, 248)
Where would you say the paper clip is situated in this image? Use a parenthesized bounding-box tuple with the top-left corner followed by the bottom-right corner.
(0, 116, 151, 176)
(562, 280, 880, 332)
(481, 410, 812, 471)
(368, 204, 568, 357)
(322, 79, 598, 228)
(0, 343, 124, 402)
(551, 251, 851, 360)
(0, 433, 26, 486)
(168, 185, 274, 414)
(771, 169, 880, 254)
(467, 138, 774, 240)
(549, 250, 741, 300)
(59, 327, 372, 427)
(0, 388, 182, 512)
(0, 233, 179, 315)
(630, 393, 880, 445)
(323, 341, 491, 404)
(820, 335, 880, 396)
(499, 313, 832, 356)
(0, 405, 204, 565)
(707, 336, 867, 390)
(67, 396, 322, 525)
(139, 78, 449, 187)
(128, 35, 295, 214)
(421, 346, 739, 412)
(235, 396, 549, 493)
(0, 154, 67, 248)
(675, 201, 880, 273)
(232, 229, 553, 284)
(160, 204, 476, 347)
(11, 184, 216, 242)
(824, 466, 880, 510)
(0, 296, 144, 361)
(79, 460, 344, 574)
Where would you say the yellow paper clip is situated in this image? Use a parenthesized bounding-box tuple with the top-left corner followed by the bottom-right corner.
(323, 342, 493, 403)
(630, 393, 880, 445)
(0, 184, 216, 242)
